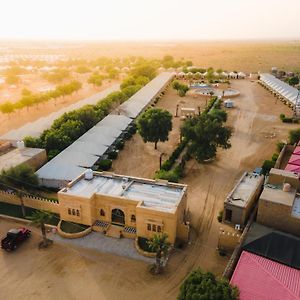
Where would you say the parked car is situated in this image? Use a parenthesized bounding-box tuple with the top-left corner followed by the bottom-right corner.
(1, 228, 31, 251)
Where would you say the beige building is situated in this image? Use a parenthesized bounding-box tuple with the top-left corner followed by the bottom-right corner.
(257, 168, 300, 237)
(223, 172, 264, 227)
(58, 171, 189, 244)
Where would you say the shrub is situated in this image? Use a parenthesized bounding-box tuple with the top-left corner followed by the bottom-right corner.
(276, 141, 285, 152)
(289, 128, 300, 144)
(271, 153, 279, 162)
(279, 113, 286, 121)
(282, 117, 293, 123)
(161, 159, 173, 171)
(262, 159, 276, 175)
(107, 151, 118, 160)
(115, 140, 125, 150)
(98, 159, 112, 171)
(155, 169, 180, 183)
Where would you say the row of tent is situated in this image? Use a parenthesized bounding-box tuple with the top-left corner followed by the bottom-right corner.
(0, 84, 120, 146)
(260, 73, 299, 105)
(175, 71, 246, 79)
(36, 72, 174, 188)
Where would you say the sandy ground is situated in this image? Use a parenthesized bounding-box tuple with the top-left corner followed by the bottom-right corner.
(0, 75, 117, 136)
(0, 80, 298, 300)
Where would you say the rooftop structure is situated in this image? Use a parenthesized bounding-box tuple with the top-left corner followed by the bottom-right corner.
(260, 73, 298, 106)
(61, 172, 186, 213)
(257, 168, 300, 237)
(58, 171, 189, 244)
(231, 251, 300, 300)
(36, 114, 132, 188)
(0, 84, 120, 145)
(0, 147, 46, 172)
(223, 172, 264, 226)
(118, 72, 174, 118)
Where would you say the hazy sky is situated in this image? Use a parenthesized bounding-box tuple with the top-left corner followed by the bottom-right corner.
(1, 0, 300, 40)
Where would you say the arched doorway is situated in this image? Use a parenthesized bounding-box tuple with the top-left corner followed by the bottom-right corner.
(111, 209, 125, 225)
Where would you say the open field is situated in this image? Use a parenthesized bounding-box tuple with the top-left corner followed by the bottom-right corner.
(0, 77, 117, 136)
(0, 79, 297, 300)
(2, 41, 299, 73)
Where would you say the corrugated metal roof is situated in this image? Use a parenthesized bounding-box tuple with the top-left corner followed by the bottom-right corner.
(260, 73, 298, 105)
(118, 72, 174, 118)
(231, 251, 300, 300)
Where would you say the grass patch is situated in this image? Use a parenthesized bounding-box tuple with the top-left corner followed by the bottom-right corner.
(0, 202, 59, 225)
(137, 236, 156, 253)
(60, 220, 89, 233)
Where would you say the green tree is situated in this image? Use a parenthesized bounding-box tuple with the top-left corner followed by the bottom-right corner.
(137, 108, 172, 149)
(288, 76, 299, 86)
(88, 73, 103, 87)
(0, 101, 15, 115)
(178, 269, 239, 300)
(289, 128, 300, 144)
(181, 114, 232, 162)
(29, 210, 54, 248)
(0, 164, 38, 218)
(131, 64, 157, 80)
(147, 233, 171, 274)
(6, 74, 20, 85)
(76, 65, 91, 74)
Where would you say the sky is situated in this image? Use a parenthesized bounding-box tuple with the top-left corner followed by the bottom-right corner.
(0, 0, 300, 41)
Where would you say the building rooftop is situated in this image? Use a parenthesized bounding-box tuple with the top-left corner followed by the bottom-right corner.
(231, 251, 300, 300)
(0, 147, 45, 171)
(260, 184, 296, 207)
(225, 172, 263, 208)
(60, 172, 187, 213)
(292, 196, 300, 219)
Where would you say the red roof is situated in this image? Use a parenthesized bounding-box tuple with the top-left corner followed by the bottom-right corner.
(288, 154, 300, 166)
(293, 146, 300, 156)
(230, 251, 300, 300)
(285, 163, 300, 173)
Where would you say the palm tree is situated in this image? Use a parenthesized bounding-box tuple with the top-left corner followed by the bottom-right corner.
(147, 233, 171, 274)
(29, 210, 54, 248)
(0, 164, 39, 218)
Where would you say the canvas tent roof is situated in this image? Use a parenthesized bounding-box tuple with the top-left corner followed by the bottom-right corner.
(285, 163, 300, 173)
(231, 251, 300, 300)
(36, 114, 132, 187)
(293, 146, 300, 155)
(288, 154, 300, 166)
(118, 72, 174, 118)
(260, 73, 298, 105)
(242, 222, 300, 269)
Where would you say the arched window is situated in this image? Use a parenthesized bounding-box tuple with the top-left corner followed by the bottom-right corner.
(100, 209, 105, 216)
(76, 210, 80, 217)
(72, 209, 76, 216)
(131, 215, 136, 222)
(68, 208, 71, 215)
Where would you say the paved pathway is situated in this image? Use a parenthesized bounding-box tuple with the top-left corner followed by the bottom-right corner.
(49, 231, 154, 263)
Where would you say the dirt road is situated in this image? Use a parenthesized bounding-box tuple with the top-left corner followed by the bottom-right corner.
(0, 80, 298, 300)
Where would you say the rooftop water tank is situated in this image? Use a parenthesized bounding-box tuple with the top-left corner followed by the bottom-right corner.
(84, 169, 93, 180)
(283, 183, 291, 192)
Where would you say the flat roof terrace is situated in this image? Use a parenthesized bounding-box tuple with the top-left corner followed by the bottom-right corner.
(225, 172, 263, 208)
(60, 172, 187, 212)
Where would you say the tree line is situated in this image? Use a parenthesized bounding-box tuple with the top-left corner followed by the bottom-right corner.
(0, 81, 82, 115)
(24, 64, 157, 159)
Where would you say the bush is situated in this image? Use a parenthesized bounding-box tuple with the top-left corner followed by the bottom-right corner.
(271, 153, 279, 162)
(115, 140, 125, 150)
(289, 128, 300, 144)
(276, 141, 285, 152)
(279, 113, 286, 121)
(98, 159, 112, 171)
(137, 237, 156, 253)
(161, 159, 173, 171)
(262, 159, 276, 175)
(282, 117, 293, 123)
(155, 169, 180, 183)
(107, 151, 118, 160)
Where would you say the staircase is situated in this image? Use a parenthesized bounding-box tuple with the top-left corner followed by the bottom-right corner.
(105, 224, 123, 238)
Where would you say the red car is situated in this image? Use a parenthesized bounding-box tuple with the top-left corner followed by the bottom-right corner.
(1, 228, 31, 251)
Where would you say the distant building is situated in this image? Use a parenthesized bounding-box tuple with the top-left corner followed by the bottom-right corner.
(58, 171, 189, 244)
(257, 168, 300, 237)
(223, 172, 264, 227)
(0, 142, 46, 172)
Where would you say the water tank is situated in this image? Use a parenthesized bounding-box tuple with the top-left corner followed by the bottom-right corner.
(84, 169, 93, 180)
(283, 183, 291, 192)
(16, 141, 25, 150)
